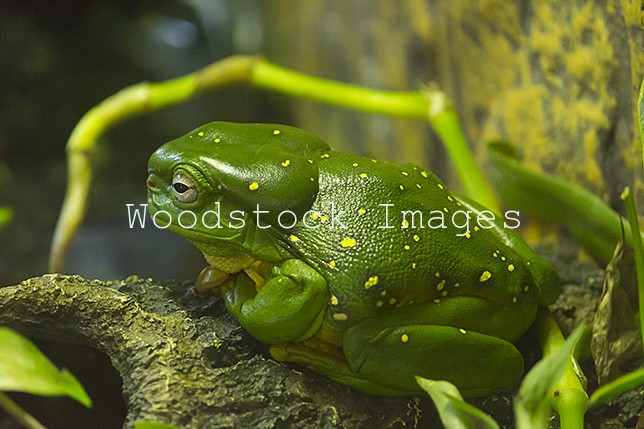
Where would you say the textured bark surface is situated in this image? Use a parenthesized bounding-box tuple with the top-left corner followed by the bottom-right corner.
(0, 275, 422, 428)
(265, 0, 643, 208)
(0, 242, 642, 428)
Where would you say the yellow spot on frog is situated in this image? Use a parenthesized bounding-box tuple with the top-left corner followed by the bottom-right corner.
(479, 271, 492, 282)
(454, 282, 460, 288)
(333, 313, 348, 321)
(197, 131, 204, 137)
(281, 160, 291, 167)
(389, 298, 397, 305)
(437, 183, 444, 190)
(289, 235, 299, 242)
(359, 173, 368, 178)
(329, 260, 336, 269)
(447, 195, 454, 201)
(443, 207, 449, 213)
(416, 183, 422, 189)
(321, 153, 330, 158)
(214, 137, 221, 143)
(273, 129, 281, 135)
(364, 276, 379, 289)
(441, 291, 448, 296)
(402, 171, 409, 176)
(340, 237, 357, 248)
(310, 177, 315, 181)
(411, 262, 417, 269)
(413, 234, 420, 241)
(330, 295, 339, 305)
(512, 296, 518, 304)
(399, 185, 405, 190)
(508, 264, 515, 272)
(402, 219, 410, 228)
(321, 215, 328, 223)
(436, 279, 446, 291)
(435, 271, 440, 278)
(358, 208, 366, 215)
(249, 182, 259, 191)
(376, 300, 384, 307)
(311, 212, 319, 219)
(501, 256, 506, 261)
(465, 232, 471, 239)
(404, 245, 410, 251)
(524, 285, 530, 292)
(308, 159, 314, 164)
(433, 298, 441, 304)
(401, 334, 409, 343)
(421, 171, 428, 178)
(459, 328, 467, 334)
(380, 290, 387, 296)
(352, 162, 359, 167)
(473, 226, 479, 231)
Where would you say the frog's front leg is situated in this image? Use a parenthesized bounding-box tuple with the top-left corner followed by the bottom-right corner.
(273, 297, 526, 397)
(219, 259, 329, 344)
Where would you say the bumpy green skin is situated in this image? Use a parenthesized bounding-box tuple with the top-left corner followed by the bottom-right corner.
(147, 122, 561, 396)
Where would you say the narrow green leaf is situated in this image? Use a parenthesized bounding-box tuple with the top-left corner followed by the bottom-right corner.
(0, 328, 92, 407)
(637, 76, 643, 167)
(487, 143, 642, 262)
(514, 324, 585, 429)
(588, 367, 644, 406)
(416, 377, 500, 429)
(621, 187, 644, 353)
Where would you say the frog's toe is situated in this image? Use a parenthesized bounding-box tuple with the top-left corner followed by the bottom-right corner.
(195, 265, 230, 293)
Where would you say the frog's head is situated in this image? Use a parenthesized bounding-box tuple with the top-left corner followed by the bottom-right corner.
(146, 122, 330, 245)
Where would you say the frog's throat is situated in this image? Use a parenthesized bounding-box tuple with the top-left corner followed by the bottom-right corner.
(190, 239, 255, 274)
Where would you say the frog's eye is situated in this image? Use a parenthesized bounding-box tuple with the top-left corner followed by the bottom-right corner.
(172, 173, 198, 203)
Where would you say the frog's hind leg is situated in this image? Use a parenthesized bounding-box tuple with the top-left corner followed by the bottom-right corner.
(270, 341, 416, 396)
(343, 322, 524, 397)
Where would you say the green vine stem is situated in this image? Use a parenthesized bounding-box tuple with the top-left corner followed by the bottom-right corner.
(0, 392, 47, 429)
(49, 55, 498, 272)
(533, 307, 588, 429)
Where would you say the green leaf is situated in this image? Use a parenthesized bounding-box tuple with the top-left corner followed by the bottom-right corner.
(514, 324, 585, 429)
(134, 422, 182, 429)
(416, 377, 500, 429)
(589, 367, 644, 406)
(0, 327, 92, 407)
(487, 144, 642, 263)
(638, 76, 643, 167)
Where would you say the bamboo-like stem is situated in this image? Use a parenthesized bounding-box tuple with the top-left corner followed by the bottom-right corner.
(0, 392, 48, 429)
(49, 55, 499, 272)
(533, 307, 588, 429)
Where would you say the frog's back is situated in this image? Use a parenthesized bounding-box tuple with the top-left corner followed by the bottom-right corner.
(286, 151, 543, 327)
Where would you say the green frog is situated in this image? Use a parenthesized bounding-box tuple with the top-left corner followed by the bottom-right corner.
(146, 122, 560, 396)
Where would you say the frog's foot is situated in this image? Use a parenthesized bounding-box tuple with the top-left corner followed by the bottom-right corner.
(195, 266, 230, 293)
(270, 342, 412, 396)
